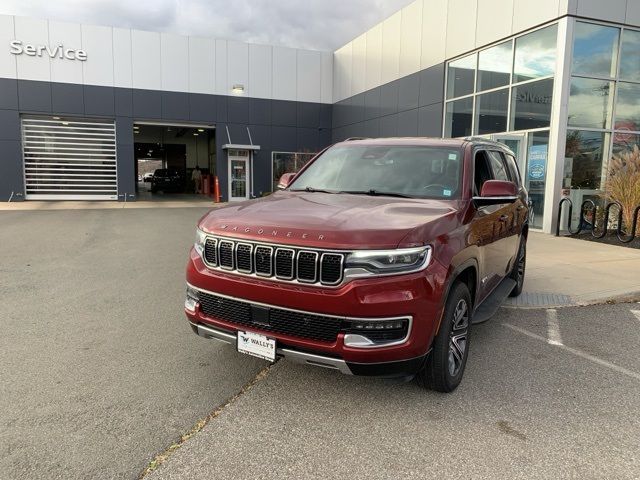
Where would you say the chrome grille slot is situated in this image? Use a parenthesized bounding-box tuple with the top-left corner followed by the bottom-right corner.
(320, 253, 344, 285)
(204, 238, 218, 266)
(275, 248, 295, 279)
(235, 243, 253, 273)
(218, 241, 234, 269)
(254, 246, 273, 276)
(199, 235, 346, 287)
(297, 251, 318, 283)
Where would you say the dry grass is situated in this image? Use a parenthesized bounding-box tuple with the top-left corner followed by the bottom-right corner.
(604, 145, 640, 233)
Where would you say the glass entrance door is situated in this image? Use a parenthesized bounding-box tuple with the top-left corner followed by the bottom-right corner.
(228, 149, 249, 201)
(493, 132, 549, 229)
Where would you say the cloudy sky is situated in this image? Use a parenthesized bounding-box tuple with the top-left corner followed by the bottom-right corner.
(0, 0, 414, 51)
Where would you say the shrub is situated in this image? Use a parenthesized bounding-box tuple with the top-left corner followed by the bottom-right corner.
(603, 145, 640, 233)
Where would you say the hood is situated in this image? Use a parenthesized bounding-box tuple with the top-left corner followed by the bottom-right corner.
(199, 191, 461, 249)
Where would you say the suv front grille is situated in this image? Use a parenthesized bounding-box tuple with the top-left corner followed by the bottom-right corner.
(200, 236, 345, 286)
(198, 291, 342, 342)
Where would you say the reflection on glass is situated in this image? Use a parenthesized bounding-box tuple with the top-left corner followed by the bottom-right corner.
(271, 152, 316, 191)
(572, 22, 619, 78)
(525, 132, 549, 229)
(612, 132, 640, 157)
(514, 24, 557, 83)
(620, 29, 640, 82)
(477, 41, 512, 92)
(230, 160, 247, 198)
(445, 97, 473, 137)
(563, 130, 610, 190)
(474, 89, 509, 135)
(567, 77, 614, 129)
(614, 82, 640, 131)
(446, 53, 476, 99)
(510, 79, 553, 131)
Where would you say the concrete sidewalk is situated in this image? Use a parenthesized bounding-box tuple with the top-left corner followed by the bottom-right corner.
(504, 232, 640, 308)
(0, 198, 222, 210)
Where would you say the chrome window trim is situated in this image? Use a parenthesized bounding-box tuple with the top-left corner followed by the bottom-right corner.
(253, 245, 273, 277)
(235, 242, 253, 273)
(186, 282, 413, 349)
(218, 240, 235, 270)
(319, 252, 344, 286)
(296, 250, 318, 283)
(204, 237, 218, 266)
(274, 247, 295, 280)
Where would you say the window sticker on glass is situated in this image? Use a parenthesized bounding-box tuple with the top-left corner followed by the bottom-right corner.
(448, 153, 458, 160)
(443, 189, 452, 197)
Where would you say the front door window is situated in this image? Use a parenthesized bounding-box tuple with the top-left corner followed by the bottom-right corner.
(228, 149, 250, 201)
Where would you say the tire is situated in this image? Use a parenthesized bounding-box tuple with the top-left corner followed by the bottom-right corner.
(417, 281, 471, 393)
(508, 238, 526, 297)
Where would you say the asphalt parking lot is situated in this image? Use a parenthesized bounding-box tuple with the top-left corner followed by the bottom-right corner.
(2, 207, 640, 479)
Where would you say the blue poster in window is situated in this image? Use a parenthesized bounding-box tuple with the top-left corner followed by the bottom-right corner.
(528, 145, 547, 181)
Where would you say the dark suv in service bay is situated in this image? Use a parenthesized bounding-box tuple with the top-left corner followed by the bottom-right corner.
(185, 138, 528, 392)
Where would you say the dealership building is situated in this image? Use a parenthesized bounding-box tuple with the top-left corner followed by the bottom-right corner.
(1, 0, 639, 233)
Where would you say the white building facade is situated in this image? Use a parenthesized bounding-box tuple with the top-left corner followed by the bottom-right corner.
(1, 0, 639, 233)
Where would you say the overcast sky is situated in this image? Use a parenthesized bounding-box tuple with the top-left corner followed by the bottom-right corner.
(0, 0, 414, 51)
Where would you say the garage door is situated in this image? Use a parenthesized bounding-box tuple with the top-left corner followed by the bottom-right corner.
(22, 116, 118, 200)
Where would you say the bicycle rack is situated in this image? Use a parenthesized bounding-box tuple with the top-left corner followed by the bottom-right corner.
(557, 198, 639, 243)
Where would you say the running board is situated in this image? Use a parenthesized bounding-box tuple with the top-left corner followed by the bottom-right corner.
(472, 278, 517, 324)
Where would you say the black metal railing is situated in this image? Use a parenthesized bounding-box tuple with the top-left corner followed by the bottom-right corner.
(556, 198, 640, 243)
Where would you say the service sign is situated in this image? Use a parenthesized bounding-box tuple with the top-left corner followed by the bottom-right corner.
(9, 40, 87, 61)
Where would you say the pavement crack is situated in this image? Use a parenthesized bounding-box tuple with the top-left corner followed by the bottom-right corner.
(138, 361, 278, 479)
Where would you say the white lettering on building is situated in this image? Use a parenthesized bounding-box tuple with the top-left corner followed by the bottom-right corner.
(9, 40, 87, 61)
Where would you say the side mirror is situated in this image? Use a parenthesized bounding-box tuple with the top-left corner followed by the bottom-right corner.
(474, 180, 518, 206)
(277, 172, 296, 190)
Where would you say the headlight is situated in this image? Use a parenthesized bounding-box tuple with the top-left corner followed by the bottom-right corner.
(194, 228, 207, 256)
(344, 246, 431, 275)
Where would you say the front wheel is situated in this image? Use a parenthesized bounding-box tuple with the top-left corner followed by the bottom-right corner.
(417, 281, 471, 392)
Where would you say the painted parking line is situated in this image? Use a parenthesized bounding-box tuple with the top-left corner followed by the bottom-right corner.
(503, 323, 640, 383)
(631, 310, 640, 323)
(546, 309, 563, 346)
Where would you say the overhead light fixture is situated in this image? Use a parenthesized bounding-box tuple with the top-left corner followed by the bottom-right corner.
(197, 128, 204, 132)
(193, 133, 199, 136)
(232, 84, 245, 95)
(62, 121, 69, 125)
(53, 116, 60, 120)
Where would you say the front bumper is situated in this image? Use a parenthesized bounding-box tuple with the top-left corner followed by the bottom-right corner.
(189, 320, 428, 377)
(185, 247, 447, 376)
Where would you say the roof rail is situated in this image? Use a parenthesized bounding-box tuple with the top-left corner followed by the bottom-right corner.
(343, 137, 369, 141)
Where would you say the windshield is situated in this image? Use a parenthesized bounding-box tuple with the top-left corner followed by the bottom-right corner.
(289, 145, 463, 199)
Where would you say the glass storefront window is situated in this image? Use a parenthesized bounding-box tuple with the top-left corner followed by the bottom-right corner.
(474, 89, 508, 135)
(612, 132, 640, 157)
(567, 77, 614, 129)
(446, 53, 476, 99)
(510, 79, 553, 131)
(525, 132, 550, 229)
(614, 82, 640, 131)
(445, 97, 473, 137)
(619, 29, 640, 82)
(477, 41, 511, 92)
(513, 24, 558, 83)
(572, 22, 619, 78)
(563, 130, 610, 190)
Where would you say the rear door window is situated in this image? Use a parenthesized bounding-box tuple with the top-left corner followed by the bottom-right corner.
(487, 151, 510, 182)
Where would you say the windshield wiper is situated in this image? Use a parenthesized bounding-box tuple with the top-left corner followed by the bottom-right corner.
(290, 186, 336, 194)
(340, 189, 413, 198)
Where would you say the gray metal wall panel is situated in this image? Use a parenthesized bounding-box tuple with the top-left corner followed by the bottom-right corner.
(379, 81, 399, 117)
(398, 73, 420, 112)
(84, 85, 115, 116)
(248, 98, 272, 125)
(419, 63, 445, 107)
(114, 88, 133, 117)
(189, 93, 217, 123)
(296, 102, 320, 128)
(0, 110, 21, 141)
(161, 91, 190, 121)
(272, 100, 297, 127)
(0, 140, 24, 201)
(115, 116, 135, 201)
(227, 96, 249, 124)
(18, 80, 52, 113)
(132, 89, 161, 119)
(418, 103, 443, 137)
(397, 108, 419, 136)
(51, 83, 85, 115)
(0, 79, 19, 110)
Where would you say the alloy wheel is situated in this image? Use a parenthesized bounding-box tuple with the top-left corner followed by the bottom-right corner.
(448, 299, 469, 377)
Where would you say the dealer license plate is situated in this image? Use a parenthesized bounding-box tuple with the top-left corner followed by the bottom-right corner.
(237, 331, 276, 362)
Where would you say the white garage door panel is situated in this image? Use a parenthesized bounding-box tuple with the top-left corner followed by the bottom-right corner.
(22, 117, 118, 200)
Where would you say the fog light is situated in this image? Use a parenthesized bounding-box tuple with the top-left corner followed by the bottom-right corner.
(342, 317, 410, 347)
(185, 286, 200, 313)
